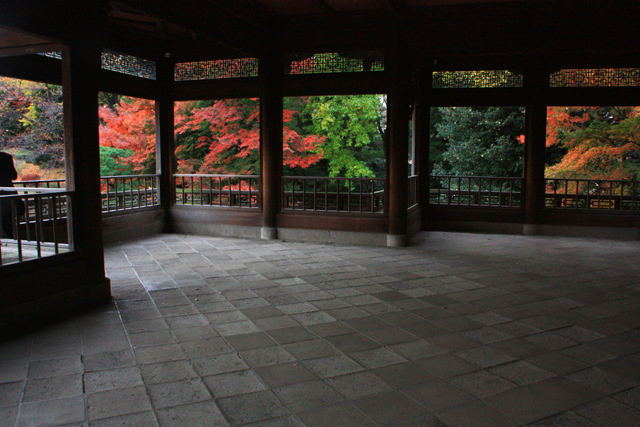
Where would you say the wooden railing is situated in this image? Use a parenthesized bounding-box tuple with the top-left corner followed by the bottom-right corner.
(545, 178, 640, 211)
(12, 175, 637, 219)
(174, 174, 260, 209)
(430, 175, 523, 208)
(0, 187, 72, 266)
(282, 176, 385, 213)
(101, 174, 160, 212)
(13, 179, 65, 189)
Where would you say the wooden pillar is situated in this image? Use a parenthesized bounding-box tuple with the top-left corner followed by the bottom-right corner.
(523, 63, 548, 235)
(260, 51, 283, 239)
(62, 39, 108, 280)
(155, 58, 175, 228)
(386, 43, 411, 247)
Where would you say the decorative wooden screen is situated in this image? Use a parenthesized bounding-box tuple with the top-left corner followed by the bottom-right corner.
(433, 70, 523, 88)
(550, 68, 640, 87)
(38, 52, 62, 60)
(101, 50, 156, 80)
(285, 51, 384, 75)
(174, 58, 259, 81)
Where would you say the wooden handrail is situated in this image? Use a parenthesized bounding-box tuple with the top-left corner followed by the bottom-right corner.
(1, 186, 67, 193)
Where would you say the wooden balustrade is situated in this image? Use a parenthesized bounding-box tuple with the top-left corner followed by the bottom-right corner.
(282, 176, 385, 213)
(174, 174, 260, 208)
(429, 175, 523, 208)
(0, 187, 72, 266)
(430, 175, 640, 212)
(101, 175, 160, 212)
(545, 178, 640, 211)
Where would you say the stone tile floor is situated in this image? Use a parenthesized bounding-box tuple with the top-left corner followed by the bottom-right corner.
(1, 231, 640, 426)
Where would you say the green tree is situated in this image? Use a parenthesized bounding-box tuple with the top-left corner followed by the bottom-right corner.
(428, 107, 447, 173)
(432, 107, 525, 177)
(304, 95, 386, 178)
(99, 146, 135, 176)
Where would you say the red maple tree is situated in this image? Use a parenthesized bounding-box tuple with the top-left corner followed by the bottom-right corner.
(546, 106, 640, 180)
(174, 98, 325, 175)
(99, 97, 156, 173)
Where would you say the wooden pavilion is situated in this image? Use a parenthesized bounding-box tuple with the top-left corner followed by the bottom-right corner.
(0, 0, 639, 336)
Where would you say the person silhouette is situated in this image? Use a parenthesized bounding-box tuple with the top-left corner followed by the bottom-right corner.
(0, 151, 19, 239)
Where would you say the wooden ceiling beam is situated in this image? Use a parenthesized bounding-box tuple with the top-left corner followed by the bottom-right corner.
(112, 0, 266, 55)
(0, 42, 61, 58)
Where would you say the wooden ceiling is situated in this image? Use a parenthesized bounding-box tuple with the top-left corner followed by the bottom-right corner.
(0, 0, 639, 65)
(101, 0, 640, 63)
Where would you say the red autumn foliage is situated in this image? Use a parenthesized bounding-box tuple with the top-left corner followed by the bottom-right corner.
(546, 106, 640, 180)
(99, 97, 156, 172)
(546, 107, 590, 148)
(175, 98, 325, 174)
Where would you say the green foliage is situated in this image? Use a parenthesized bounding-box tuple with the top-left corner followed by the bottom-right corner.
(428, 107, 447, 172)
(98, 92, 123, 111)
(99, 146, 135, 176)
(431, 107, 525, 177)
(304, 95, 386, 178)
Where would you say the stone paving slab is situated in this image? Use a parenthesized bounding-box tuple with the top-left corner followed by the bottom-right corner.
(1, 231, 640, 426)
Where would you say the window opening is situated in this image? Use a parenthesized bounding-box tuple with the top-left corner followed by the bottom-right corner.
(429, 106, 525, 208)
(173, 98, 260, 208)
(545, 106, 640, 211)
(282, 95, 386, 213)
(99, 93, 159, 212)
(0, 77, 70, 265)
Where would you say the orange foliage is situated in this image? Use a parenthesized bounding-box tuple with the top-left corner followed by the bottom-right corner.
(546, 107, 590, 148)
(546, 106, 640, 180)
(16, 162, 64, 181)
(20, 173, 42, 181)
